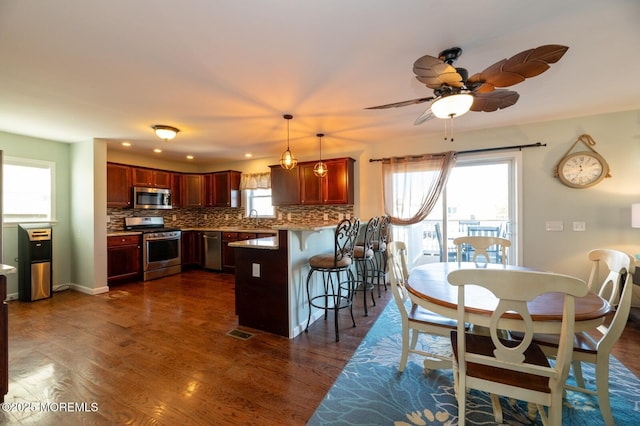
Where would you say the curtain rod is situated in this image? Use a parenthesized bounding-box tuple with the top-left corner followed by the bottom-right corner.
(368, 142, 546, 163)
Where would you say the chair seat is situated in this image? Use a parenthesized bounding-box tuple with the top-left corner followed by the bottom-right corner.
(353, 245, 374, 259)
(451, 331, 552, 394)
(511, 330, 598, 355)
(410, 304, 458, 329)
(309, 253, 352, 269)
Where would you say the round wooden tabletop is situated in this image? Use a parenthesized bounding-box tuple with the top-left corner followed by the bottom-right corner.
(406, 262, 610, 323)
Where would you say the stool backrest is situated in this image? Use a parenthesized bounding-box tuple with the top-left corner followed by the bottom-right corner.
(335, 217, 360, 262)
(377, 215, 391, 244)
(362, 216, 380, 250)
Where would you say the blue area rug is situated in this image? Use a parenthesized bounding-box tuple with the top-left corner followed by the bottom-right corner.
(308, 300, 640, 425)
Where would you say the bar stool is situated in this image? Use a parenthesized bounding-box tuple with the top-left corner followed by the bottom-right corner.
(352, 216, 379, 316)
(304, 217, 360, 342)
(371, 215, 390, 297)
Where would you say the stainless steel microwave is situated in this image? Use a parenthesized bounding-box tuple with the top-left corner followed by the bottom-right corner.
(133, 186, 172, 209)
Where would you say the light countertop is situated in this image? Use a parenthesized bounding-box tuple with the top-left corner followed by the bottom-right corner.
(228, 236, 279, 250)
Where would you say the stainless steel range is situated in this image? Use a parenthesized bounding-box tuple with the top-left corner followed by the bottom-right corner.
(125, 217, 181, 281)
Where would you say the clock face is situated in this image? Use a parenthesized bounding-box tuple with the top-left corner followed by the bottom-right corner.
(558, 152, 608, 188)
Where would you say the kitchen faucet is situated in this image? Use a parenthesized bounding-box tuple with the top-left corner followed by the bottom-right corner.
(249, 209, 259, 228)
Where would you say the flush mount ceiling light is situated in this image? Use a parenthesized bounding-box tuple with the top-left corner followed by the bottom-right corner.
(152, 125, 180, 141)
(279, 114, 297, 170)
(313, 133, 328, 178)
(430, 92, 474, 119)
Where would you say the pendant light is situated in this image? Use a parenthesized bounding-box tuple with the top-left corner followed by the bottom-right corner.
(279, 114, 297, 170)
(313, 133, 328, 177)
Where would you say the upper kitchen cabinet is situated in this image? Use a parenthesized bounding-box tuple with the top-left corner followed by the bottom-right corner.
(182, 174, 205, 208)
(323, 157, 355, 204)
(132, 167, 171, 188)
(171, 173, 182, 208)
(205, 171, 241, 207)
(269, 166, 300, 205)
(107, 163, 132, 208)
(271, 157, 354, 205)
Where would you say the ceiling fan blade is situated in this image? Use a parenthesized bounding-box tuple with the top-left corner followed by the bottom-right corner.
(414, 107, 435, 125)
(467, 45, 569, 92)
(365, 96, 435, 110)
(413, 55, 463, 89)
(470, 90, 520, 112)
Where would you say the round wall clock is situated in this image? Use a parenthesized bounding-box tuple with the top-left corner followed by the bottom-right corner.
(557, 151, 609, 188)
(554, 134, 611, 189)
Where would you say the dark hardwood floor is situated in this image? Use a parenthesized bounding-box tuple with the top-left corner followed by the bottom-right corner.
(1, 270, 393, 425)
(2, 269, 639, 425)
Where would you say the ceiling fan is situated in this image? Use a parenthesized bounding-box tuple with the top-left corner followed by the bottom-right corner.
(366, 44, 569, 125)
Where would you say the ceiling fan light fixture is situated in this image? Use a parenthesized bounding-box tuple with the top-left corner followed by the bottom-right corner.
(279, 114, 297, 170)
(313, 132, 328, 178)
(152, 125, 180, 141)
(431, 92, 474, 119)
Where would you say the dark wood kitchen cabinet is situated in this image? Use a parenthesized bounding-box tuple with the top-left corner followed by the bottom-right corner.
(181, 230, 203, 267)
(107, 235, 141, 283)
(171, 172, 182, 208)
(182, 174, 205, 207)
(269, 166, 300, 205)
(107, 163, 132, 208)
(271, 157, 354, 205)
(222, 232, 238, 273)
(132, 167, 171, 188)
(205, 171, 241, 207)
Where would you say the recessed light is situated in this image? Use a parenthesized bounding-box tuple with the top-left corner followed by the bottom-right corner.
(245, 153, 252, 158)
(121, 142, 131, 147)
(153, 149, 162, 153)
(186, 155, 194, 160)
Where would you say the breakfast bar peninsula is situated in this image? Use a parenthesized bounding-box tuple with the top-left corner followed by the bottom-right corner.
(230, 223, 339, 338)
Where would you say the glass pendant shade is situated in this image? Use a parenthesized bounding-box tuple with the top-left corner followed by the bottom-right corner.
(280, 114, 297, 170)
(152, 125, 179, 141)
(431, 93, 474, 119)
(313, 133, 328, 177)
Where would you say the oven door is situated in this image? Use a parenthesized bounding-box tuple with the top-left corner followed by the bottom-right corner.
(143, 233, 181, 272)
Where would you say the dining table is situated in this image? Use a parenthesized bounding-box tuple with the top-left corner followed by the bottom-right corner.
(406, 262, 611, 334)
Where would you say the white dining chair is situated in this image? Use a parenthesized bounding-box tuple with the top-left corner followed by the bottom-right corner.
(448, 268, 588, 426)
(387, 241, 457, 372)
(529, 249, 634, 426)
(452, 235, 511, 264)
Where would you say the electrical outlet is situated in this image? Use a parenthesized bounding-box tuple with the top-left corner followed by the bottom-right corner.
(204, 214, 208, 220)
(287, 213, 292, 221)
(278, 212, 283, 220)
(338, 213, 344, 221)
(323, 213, 329, 221)
(252, 263, 260, 278)
(106, 215, 111, 223)
(172, 214, 176, 221)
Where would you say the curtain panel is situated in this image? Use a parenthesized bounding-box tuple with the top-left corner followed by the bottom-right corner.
(382, 151, 456, 226)
(239, 172, 271, 190)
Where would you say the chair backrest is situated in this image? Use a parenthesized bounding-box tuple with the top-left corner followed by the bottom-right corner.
(586, 248, 634, 306)
(377, 215, 391, 245)
(387, 241, 411, 315)
(458, 220, 480, 234)
(586, 249, 634, 351)
(448, 268, 588, 385)
(334, 217, 360, 264)
(467, 226, 500, 237)
(452, 235, 511, 264)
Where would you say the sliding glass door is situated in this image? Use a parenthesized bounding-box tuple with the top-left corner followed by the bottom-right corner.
(415, 151, 521, 266)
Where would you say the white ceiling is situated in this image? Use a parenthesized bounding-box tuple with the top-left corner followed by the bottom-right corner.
(1, 0, 639, 166)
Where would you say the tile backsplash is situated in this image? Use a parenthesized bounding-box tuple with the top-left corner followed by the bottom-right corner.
(107, 205, 354, 232)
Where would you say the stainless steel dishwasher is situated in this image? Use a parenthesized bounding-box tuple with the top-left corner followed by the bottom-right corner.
(203, 231, 222, 270)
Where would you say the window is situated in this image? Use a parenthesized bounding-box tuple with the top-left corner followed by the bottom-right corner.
(243, 189, 275, 218)
(2, 156, 55, 223)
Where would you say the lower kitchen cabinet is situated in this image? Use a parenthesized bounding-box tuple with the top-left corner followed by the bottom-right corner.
(222, 232, 238, 273)
(107, 235, 141, 283)
(181, 230, 203, 267)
